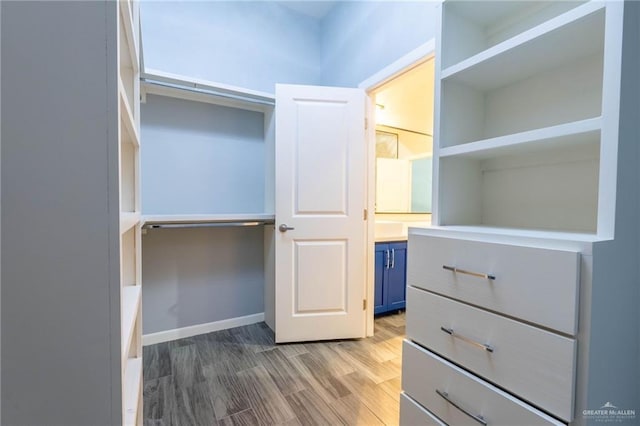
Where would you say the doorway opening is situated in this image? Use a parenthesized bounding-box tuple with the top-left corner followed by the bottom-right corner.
(372, 58, 434, 216)
(360, 41, 435, 336)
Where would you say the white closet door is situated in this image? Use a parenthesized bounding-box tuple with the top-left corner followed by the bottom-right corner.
(275, 84, 367, 343)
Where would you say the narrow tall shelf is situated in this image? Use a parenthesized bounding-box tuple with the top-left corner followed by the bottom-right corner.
(118, 0, 142, 424)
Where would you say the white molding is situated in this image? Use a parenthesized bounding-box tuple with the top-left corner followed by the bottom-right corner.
(358, 39, 436, 92)
(142, 313, 265, 346)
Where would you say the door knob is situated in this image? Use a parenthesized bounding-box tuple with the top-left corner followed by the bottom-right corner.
(279, 224, 295, 232)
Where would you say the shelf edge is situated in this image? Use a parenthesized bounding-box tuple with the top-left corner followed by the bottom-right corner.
(441, 2, 605, 83)
(439, 117, 602, 159)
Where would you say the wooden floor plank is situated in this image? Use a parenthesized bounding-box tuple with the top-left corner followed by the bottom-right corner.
(217, 408, 260, 426)
(295, 352, 352, 400)
(303, 342, 356, 377)
(340, 371, 401, 426)
(236, 365, 297, 424)
(170, 344, 206, 389)
(143, 342, 172, 381)
(143, 376, 177, 426)
(285, 388, 345, 426)
(202, 364, 251, 420)
(172, 380, 218, 426)
(232, 322, 275, 353)
(255, 348, 311, 396)
(330, 393, 386, 426)
(379, 375, 402, 400)
(333, 341, 400, 384)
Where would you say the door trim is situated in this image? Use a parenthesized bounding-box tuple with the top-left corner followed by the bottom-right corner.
(358, 39, 435, 336)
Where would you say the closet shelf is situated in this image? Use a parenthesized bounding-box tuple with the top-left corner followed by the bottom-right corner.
(439, 117, 601, 159)
(142, 213, 276, 229)
(441, 2, 605, 91)
(141, 68, 275, 113)
(121, 285, 141, 365)
(123, 357, 142, 426)
(120, 212, 141, 234)
(119, 79, 140, 146)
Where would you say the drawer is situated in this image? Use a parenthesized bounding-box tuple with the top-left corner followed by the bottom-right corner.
(407, 287, 576, 422)
(402, 340, 565, 426)
(407, 234, 580, 335)
(400, 392, 446, 426)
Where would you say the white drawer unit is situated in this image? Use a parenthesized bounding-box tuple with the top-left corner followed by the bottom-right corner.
(402, 340, 565, 426)
(400, 392, 446, 426)
(406, 287, 576, 422)
(407, 234, 580, 335)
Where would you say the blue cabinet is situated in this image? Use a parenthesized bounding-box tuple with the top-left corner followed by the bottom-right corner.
(374, 241, 407, 315)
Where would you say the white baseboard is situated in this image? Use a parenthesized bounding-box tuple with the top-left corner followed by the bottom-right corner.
(142, 312, 265, 346)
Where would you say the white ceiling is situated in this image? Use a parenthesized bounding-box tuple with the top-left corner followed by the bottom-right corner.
(374, 58, 435, 136)
(276, 1, 338, 19)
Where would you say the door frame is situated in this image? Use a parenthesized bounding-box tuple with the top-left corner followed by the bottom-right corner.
(358, 39, 435, 336)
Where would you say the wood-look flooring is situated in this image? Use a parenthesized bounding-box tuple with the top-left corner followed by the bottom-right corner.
(143, 312, 405, 426)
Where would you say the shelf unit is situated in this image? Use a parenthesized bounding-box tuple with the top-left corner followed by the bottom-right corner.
(433, 1, 617, 237)
(403, 1, 640, 425)
(139, 71, 277, 343)
(118, 0, 142, 424)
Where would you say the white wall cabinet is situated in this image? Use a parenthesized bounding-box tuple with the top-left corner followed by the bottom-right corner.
(403, 1, 639, 425)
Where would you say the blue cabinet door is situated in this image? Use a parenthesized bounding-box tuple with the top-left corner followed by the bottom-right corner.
(387, 242, 407, 311)
(374, 241, 407, 315)
(374, 243, 387, 315)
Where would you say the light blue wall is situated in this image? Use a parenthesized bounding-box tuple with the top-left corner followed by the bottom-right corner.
(140, 1, 322, 93)
(142, 227, 265, 334)
(320, 1, 439, 87)
(141, 1, 439, 92)
(141, 94, 266, 215)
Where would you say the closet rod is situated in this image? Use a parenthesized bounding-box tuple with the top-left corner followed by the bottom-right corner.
(141, 78, 276, 107)
(377, 124, 432, 137)
(143, 221, 274, 230)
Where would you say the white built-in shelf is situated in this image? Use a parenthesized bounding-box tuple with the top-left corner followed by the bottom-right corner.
(142, 213, 276, 228)
(119, 0, 139, 72)
(119, 80, 140, 146)
(440, 1, 588, 69)
(120, 212, 141, 234)
(121, 285, 141, 364)
(441, 2, 604, 91)
(141, 68, 275, 113)
(123, 357, 142, 426)
(439, 117, 601, 159)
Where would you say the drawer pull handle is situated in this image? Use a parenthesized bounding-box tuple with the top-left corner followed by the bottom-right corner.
(440, 326, 494, 353)
(436, 389, 487, 426)
(443, 265, 496, 280)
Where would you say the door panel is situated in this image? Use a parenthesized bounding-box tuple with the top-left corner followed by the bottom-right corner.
(275, 84, 366, 343)
(374, 243, 386, 314)
(294, 240, 347, 313)
(295, 101, 349, 215)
